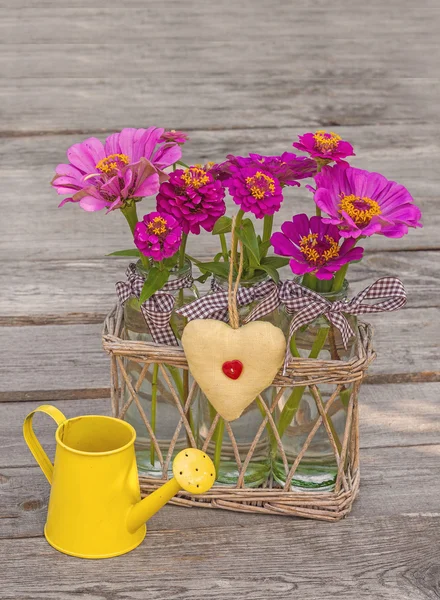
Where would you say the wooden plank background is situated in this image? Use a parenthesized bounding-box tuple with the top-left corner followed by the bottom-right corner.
(0, 0, 439, 598)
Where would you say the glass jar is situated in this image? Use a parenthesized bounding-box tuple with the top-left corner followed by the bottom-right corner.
(123, 259, 199, 478)
(195, 273, 290, 487)
(273, 280, 357, 491)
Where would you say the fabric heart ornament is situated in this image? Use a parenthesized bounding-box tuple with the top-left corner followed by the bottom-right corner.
(181, 319, 286, 421)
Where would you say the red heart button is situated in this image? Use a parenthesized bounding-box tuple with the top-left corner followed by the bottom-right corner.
(222, 360, 243, 380)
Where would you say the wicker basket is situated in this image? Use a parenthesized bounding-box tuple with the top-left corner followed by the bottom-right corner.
(103, 304, 376, 522)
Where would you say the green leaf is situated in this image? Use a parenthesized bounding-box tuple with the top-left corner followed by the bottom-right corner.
(258, 239, 272, 256)
(193, 260, 231, 279)
(161, 253, 179, 269)
(139, 268, 170, 304)
(214, 252, 224, 262)
(212, 216, 232, 235)
(260, 256, 290, 269)
(258, 264, 280, 283)
(107, 249, 141, 257)
(196, 272, 211, 284)
(235, 219, 260, 265)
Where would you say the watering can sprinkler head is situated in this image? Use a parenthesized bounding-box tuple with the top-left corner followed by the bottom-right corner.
(127, 448, 216, 533)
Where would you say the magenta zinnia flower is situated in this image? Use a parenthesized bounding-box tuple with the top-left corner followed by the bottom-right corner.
(218, 153, 316, 186)
(156, 165, 226, 234)
(313, 164, 423, 238)
(271, 214, 364, 280)
(224, 165, 284, 218)
(52, 128, 182, 212)
(134, 212, 182, 261)
(159, 130, 189, 144)
(293, 130, 354, 163)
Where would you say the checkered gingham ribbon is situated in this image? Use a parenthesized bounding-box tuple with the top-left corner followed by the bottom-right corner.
(116, 263, 194, 346)
(280, 276, 407, 370)
(175, 278, 281, 324)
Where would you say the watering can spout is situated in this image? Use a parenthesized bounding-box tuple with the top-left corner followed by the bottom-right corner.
(127, 448, 216, 534)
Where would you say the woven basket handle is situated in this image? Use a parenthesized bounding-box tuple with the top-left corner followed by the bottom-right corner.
(23, 405, 66, 484)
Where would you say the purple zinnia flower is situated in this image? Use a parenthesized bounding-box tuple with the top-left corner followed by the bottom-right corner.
(218, 153, 316, 186)
(293, 130, 355, 164)
(271, 214, 364, 280)
(224, 165, 284, 218)
(156, 165, 226, 234)
(313, 164, 423, 238)
(52, 128, 182, 212)
(134, 212, 182, 261)
(159, 130, 189, 144)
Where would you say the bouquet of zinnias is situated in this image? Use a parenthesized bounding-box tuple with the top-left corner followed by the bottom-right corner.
(52, 126, 422, 491)
(52, 127, 421, 299)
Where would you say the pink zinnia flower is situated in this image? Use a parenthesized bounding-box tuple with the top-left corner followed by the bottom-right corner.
(159, 130, 189, 144)
(313, 164, 423, 238)
(224, 165, 283, 218)
(134, 212, 182, 261)
(271, 214, 364, 280)
(52, 128, 182, 212)
(293, 130, 354, 164)
(218, 153, 316, 186)
(156, 165, 226, 234)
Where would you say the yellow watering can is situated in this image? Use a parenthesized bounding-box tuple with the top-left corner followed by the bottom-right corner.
(23, 405, 215, 559)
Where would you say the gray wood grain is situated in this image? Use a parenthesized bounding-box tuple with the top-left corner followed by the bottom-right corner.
(2, 445, 440, 540)
(1, 0, 440, 596)
(2, 384, 439, 469)
(0, 513, 439, 599)
(1, 308, 438, 393)
(0, 0, 439, 136)
(0, 250, 438, 318)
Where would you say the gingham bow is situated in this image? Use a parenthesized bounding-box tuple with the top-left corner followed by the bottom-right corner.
(116, 263, 194, 346)
(280, 276, 407, 367)
(175, 278, 280, 324)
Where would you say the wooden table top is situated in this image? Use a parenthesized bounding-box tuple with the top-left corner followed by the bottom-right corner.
(1, 1, 439, 598)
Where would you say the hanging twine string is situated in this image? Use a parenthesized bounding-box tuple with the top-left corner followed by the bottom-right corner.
(228, 215, 244, 329)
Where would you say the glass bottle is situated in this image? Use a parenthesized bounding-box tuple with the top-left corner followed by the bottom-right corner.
(122, 259, 198, 478)
(195, 273, 290, 487)
(273, 280, 357, 490)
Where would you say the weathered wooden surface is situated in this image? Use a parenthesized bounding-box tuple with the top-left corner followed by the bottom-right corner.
(2, 384, 439, 469)
(0, 250, 438, 318)
(1, 308, 438, 393)
(1, 0, 439, 597)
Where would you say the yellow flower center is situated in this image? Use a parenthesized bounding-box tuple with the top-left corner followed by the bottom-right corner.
(245, 171, 276, 199)
(339, 194, 382, 225)
(95, 153, 130, 176)
(181, 167, 209, 189)
(299, 233, 340, 266)
(147, 216, 168, 236)
(313, 130, 341, 152)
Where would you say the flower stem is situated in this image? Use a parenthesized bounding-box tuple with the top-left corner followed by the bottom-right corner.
(314, 161, 323, 216)
(179, 233, 188, 269)
(213, 417, 225, 478)
(121, 203, 139, 234)
(121, 203, 149, 268)
(232, 210, 245, 268)
(315, 278, 333, 294)
(149, 363, 159, 465)
(261, 214, 274, 258)
(302, 272, 318, 291)
(278, 326, 330, 438)
(331, 263, 349, 293)
(219, 233, 229, 261)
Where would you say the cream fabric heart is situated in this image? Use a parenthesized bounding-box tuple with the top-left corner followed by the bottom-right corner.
(182, 319, 286, 421)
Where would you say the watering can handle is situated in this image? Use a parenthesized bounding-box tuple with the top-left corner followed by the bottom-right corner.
(23, 405, 66, 484)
